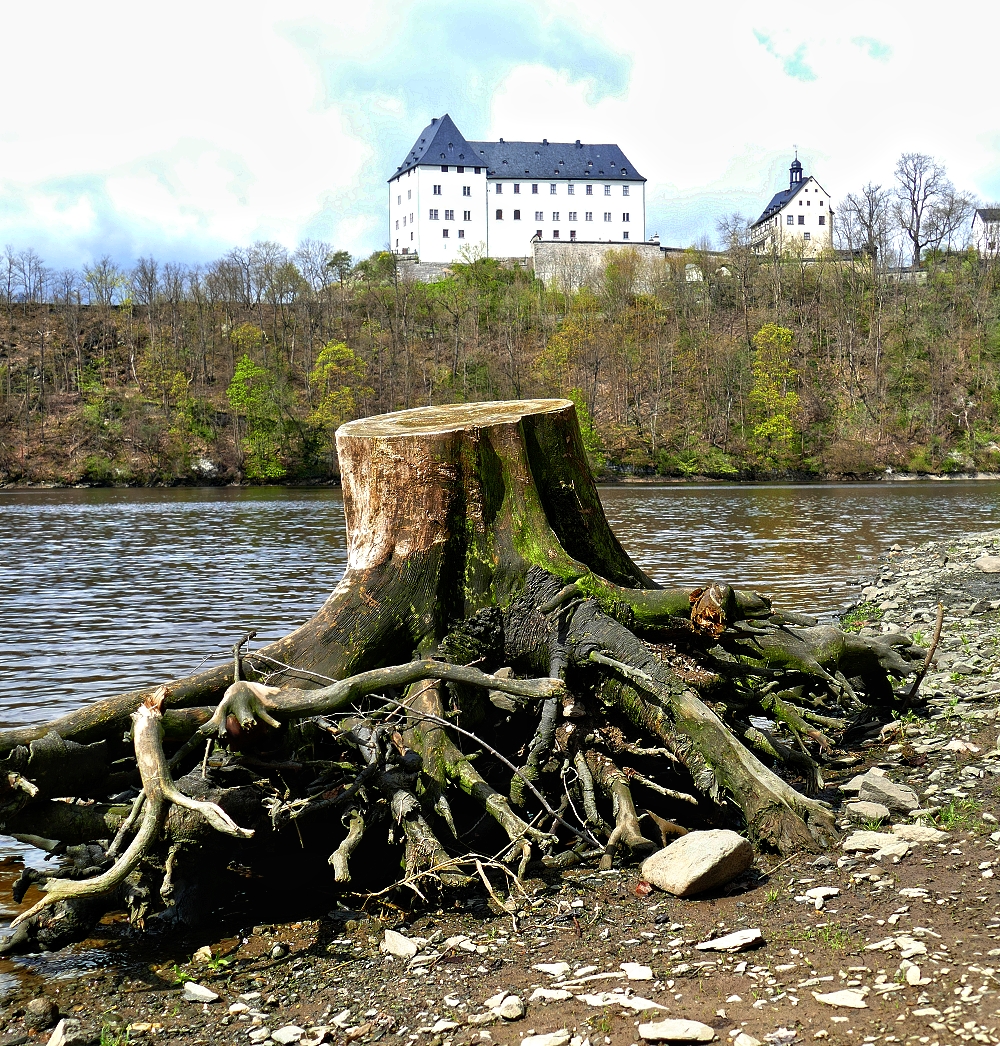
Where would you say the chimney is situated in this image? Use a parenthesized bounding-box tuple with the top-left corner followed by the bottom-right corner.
(431, 117, 438, 124)
(543, 138, 548, 145)
(575, 139, 581, 147)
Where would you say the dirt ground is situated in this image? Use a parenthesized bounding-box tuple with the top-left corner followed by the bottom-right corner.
(2, 718, 1000, 1046)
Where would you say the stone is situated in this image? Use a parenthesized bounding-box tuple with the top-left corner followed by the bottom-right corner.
(842, 830, 898, 852)
(638, 1017, 716, 1041)
(532, 961, 571, 977)
(530, 988, 574, 1002)
(621, 962, 654, 980)
(269, 943, 289, 960)
(248, 1031, 272, 1044)
(381, 929, 419, 959)
(181, 981, 219, 1003)
(892, 823, 949, 843)
(905, 965, 923, 985)
(857, 774, 920, 813)
(733, 1035, 762, 1046)
(640, 830, 753, 897)
(521, 1032, 571, 1046)
(975, 555, 1000, 573)
(694, 928, 763, 952)
(430, 1020, 460, 1034)
(46, 1021, 100, 1046)
(494, 995, 526, 1020)
(812, 989, 868, 1008)
(802, 887, 839, 910)
(192, 945, 214, 963)
(25, 997, 59, 1032)
(844, 800, 891, 824)
(272, 1027, 306, 1045)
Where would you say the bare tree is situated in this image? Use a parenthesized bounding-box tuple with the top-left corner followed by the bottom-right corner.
(893, 153, 953, 268)
(924, 188, 977, 256)
(838, 183, 894, 265)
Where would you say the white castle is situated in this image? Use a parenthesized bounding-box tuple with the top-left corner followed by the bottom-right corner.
(388, 114, 647, 263)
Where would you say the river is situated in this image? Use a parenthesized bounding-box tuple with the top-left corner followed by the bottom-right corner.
(2, 481, 1000, 732)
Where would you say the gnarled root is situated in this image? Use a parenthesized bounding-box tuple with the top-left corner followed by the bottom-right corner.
(583, 750, 656, 869)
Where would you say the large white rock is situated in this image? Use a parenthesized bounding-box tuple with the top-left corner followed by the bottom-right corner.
(640, 830, 753, 897)
(857, 774, 920, 813)
(381, 930, 419, 959)
(181, 982, 219, 1003)
(638, 1017, 716, 1041)
(892, 823, 949, 843)
(812, 988, 868, 1008)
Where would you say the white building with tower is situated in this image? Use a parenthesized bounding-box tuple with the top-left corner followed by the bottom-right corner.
(388, 114, 646, 263)
(750, 157, 833, 255)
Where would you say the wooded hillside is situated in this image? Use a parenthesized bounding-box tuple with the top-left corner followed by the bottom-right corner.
(2, 241, 999, 485)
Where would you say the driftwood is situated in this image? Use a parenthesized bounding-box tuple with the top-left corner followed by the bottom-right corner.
(0, 399, 926, 954)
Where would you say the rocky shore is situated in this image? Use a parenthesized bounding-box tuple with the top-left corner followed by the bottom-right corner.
(6, 530, 1000, 1046)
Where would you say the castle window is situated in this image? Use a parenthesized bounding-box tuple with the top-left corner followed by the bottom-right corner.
(496, 209, 503, 220)
(622, 212, 629, 222)
(445, 210, 454, 220)
(818, 215, 826, 225)
(786, 215, 794, 225)
(570, 230, 576, 240)
(429, 209, 439, 219)
(457, 166, 464, 173)
(550, 184, 557, 194)
(397, 195, 401, 204)
(474, 167, 481, 174)
(603, 212, 612, 221)
(463, 210, 471, 221)
(408, 189, 411, 199)
(803, 232, 811, 240)
(441, 165, 448, 172)
(458, 229, 465, 238)
(535, 211, 543, 221)
(798, 215, 805, 225)
(532, 184, 539, 194)
(433, 185, 442, 195)
(395, 220, 399, 230)
(623, 231, 629, 240)
(623, 185, 630, 196)
(568, 184, 575, 195)
(536, 230, 543, 238)
(514, 183, 520, 194)
(552, 212, 560, 221)
(604, 185, 611, 195)
(586, 185, 593, 195)
(585, 211, 593, 221)
(553, 230, 560, 239)
(568, 211, 577, 221)
(463, 186, 471, 197)
(442, 229, 449, 237)
(514, 210, 521, 220)
(496, 184, 503, 194)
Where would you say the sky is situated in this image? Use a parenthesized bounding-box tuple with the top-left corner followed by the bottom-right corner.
(1, 0, 997, 269)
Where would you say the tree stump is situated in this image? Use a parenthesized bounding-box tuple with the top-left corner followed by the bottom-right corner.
(0, 398, 926, 954)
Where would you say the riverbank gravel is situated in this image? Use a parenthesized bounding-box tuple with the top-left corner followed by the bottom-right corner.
(5, 529, 1000, 1046)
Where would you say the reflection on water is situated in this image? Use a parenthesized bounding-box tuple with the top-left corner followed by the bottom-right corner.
(1, 481, 999, 734)
(600, 481, 1000, 612)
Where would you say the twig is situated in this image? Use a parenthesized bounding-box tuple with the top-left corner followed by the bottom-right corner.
(904, 602, 944, 703)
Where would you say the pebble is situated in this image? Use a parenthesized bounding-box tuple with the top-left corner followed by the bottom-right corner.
(520, 1031, 571, 1046)
(637, 1017, 716, 1041)
(532, 962, 572, 977)
(272, 1027, 306, 1045)
(694, 928, 763, 952)
(529, 988, 574, 1003)
(621, 962, 654, 979)
(493, 995, 526, 1020)
(381, 930, 419, 959)
(25, 997, 59, 1032)
(181, 982, 220, 1003)
(812, 988, 869, 1008)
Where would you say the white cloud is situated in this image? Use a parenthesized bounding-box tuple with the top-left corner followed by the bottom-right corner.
(0, 0, 997, 264)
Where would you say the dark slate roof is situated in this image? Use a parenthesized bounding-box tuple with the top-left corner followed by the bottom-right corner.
(976, 208, 1000, 223)
(390, 115, 644, 182)
(752, 181, 806, 228)
(391, 114, 477, 180)
(468, 139, 643, 181)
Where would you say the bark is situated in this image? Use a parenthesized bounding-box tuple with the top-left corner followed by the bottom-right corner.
(1, 398, 925, 954)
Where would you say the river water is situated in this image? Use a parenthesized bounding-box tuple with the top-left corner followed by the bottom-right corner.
(2, 481, 1000, 731)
